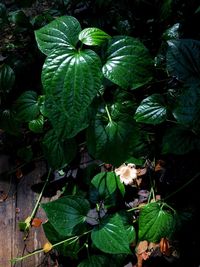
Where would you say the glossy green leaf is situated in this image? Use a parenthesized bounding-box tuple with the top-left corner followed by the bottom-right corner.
(162, 126, 200, 154)
(43, 221, 79, 259)
(162, 23, 180, 40)
(28, 115, 44, 133)
(91, 213, 131, 254)
(172, 84, 200, 130)
(134, 94, 167, 124)
(42, 129, 77, 169)
(78, 255, 109, 267)
(42, 48, 102, 138)
(119, 211, 136, 244)
(35, 16, 81, 55)
(87, 120, 134, 166)
(167, 39, 200, 84)
(15, 91, 40, 122)
(102, 36, 153, 89)
(139, 202, 175, 242)
(42, 196, 90, 236)
(79, 27, 111, 46)
(42, 50, 102, 138)
(87, 99, 152, 164)
(0, 64, 15, 93)
(91, 171, 125, 197)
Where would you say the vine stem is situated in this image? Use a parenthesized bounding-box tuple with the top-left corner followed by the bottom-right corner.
(11, 230, 92, 263)
(30, 168, 52, 220)
(105, 105, 112, 123)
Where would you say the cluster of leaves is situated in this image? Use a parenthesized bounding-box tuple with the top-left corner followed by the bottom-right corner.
(1, 0, 200, 266)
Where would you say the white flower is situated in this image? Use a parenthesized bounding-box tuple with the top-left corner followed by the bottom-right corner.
(115, 163, 137, 185)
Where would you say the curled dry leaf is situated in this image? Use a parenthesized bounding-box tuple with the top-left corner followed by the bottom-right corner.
(16, 168, 23, 179)
(155, 160, 166, 172)
(160, 237, 170, 256)
(136, 240, 148, 255)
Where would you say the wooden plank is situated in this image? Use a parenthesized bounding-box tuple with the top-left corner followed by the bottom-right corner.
(0, 159, 53, 267)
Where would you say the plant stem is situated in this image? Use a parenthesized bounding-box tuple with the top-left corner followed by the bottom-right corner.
(11, 249, 44, 263)
(105, 105, 112, 123)
(164, 171, 200, 201)
(11, 230, 92, 263)
(30, 168, 51, 220)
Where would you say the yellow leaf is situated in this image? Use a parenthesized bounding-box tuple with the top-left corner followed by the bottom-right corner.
(43, 242, 53, 253)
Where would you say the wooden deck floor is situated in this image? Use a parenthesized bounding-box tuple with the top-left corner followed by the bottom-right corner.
(0, 159, 53, 267)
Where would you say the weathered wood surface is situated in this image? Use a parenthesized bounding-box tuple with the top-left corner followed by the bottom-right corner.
(0, 158, 53, 267)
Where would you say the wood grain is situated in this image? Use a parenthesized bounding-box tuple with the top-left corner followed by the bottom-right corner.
(0, 159, 53, 267)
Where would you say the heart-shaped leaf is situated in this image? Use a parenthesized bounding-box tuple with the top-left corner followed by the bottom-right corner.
(102, 36, 153, 89)
(42, 129, 77, 169)
(28, 115, 44, 133)
(91, 213, 131, 254)
(79, 27, 111, 46)
(35, 16, 81, 55)
(138, 202, 176, 242)
(42, 48, 102, 138)
(167, 39, 200, 84)
(87, 98, 152, 165)
(0, 64, 15, 93)
(42, 196, 90, 236)
(91, 171, 125, 197)
(172, 84, 200, 130)
(134, 94, 167, 124)
(14, 91, 40, 122)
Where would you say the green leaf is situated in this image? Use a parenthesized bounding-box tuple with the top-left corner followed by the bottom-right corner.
(18, 216, 31, 232)
(43, 221, 79, 259)
(35, 16, 81, 55)
(78, 255, 109, 267)
(167, 39, 200, 84)
(28, 115, 44, 133)
(0, 3, 6, 20)
(87, 99, 152, 164)
(162, 126, 200, 154)
(172, 84, 200, 130)
(42, 129, 77, 169)
(91, 171, 125, 198)
(162, 23, 180, 40)
(119, 211, 136, 244)
(87, 120, 134, 165)
(42, 196, 90, 236)
(42, 48, 102, 138)
(0, 64, 15, 93)
(14, 91, 40, 122)
(138, 202, 176, 242)
(102, 36, 153, 89)
(91, 213, 131, 254)
(159, 0, 173, 21)
(79, 27, 111, 46)
(0, 109, 20, 135)
(134, 94, 167, 124)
